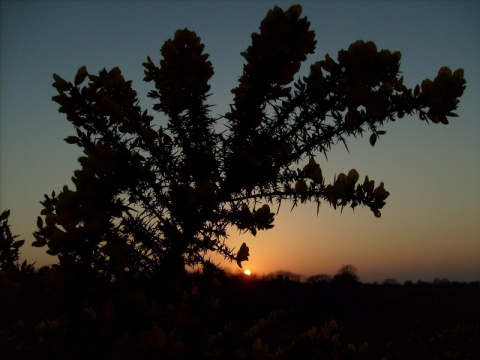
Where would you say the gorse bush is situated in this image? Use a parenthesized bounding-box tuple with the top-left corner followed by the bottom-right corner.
(0, 210, 33, 274)
(0, 210, 23, 272)
(28, 4, 465, 278)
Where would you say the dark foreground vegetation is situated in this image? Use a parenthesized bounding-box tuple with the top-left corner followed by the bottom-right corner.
(1, 263, 479, 360)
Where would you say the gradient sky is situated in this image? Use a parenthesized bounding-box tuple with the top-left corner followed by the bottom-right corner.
(1, 1, 479, 283)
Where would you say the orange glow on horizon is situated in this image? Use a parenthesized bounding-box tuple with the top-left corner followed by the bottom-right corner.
(244, 269, 252, 276)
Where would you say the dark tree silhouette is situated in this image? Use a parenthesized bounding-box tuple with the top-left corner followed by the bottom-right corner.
(332, 265, 360, 285)
(32, 5, 465, 278)
(307, 274, 332, 284)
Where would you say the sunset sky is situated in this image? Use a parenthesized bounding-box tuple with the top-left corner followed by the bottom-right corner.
(1, 1, 479, 283)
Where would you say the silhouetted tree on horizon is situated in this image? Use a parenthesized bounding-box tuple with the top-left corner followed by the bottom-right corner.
(332, 265, 360, 285)
(307, 274, 332, 284)
(30, 5, 465, 279)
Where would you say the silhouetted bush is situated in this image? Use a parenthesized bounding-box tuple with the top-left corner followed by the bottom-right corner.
(31, 4, 465, 279)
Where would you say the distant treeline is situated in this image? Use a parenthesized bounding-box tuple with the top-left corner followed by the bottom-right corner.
(238, 266, 478, 286)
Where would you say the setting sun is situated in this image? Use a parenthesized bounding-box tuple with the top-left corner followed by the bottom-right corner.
(244, 269, 252, 276)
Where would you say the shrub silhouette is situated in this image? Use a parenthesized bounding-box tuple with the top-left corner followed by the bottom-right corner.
(0, 210, 32, 274)
(32, 4, 465, 279)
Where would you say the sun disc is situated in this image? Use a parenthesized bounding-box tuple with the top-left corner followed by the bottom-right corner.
(244, 269, 251, 276)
